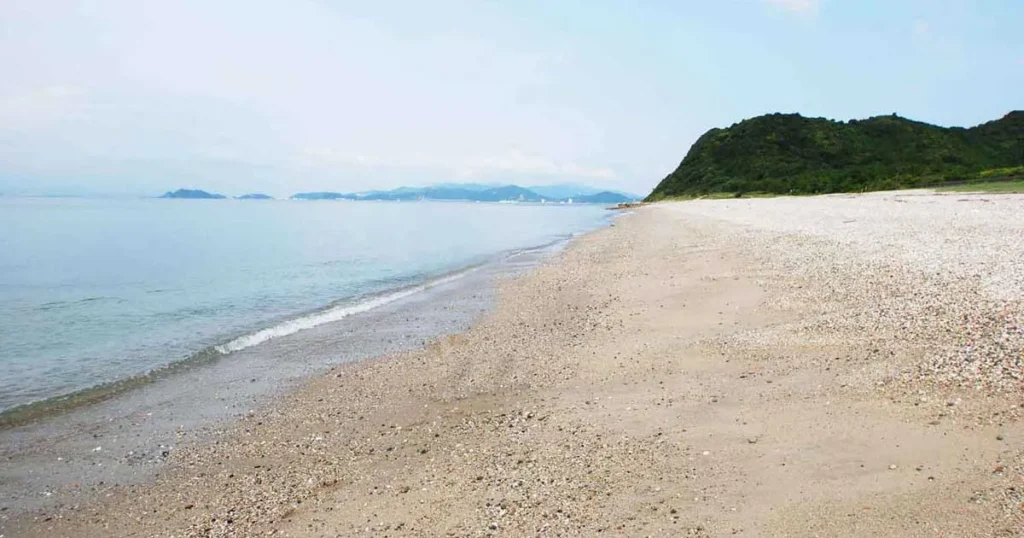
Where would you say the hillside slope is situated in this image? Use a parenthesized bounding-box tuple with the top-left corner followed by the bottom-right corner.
(648, 111, 1023, 199)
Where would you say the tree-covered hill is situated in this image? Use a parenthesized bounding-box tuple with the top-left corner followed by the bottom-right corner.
(647, 111, 1024, 199)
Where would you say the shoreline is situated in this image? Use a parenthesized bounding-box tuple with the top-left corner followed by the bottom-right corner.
(0, 262, 485, 430)
(0, 198, 613, 421)
(0, 234, 588, 520)
(5, 193, 1023, 537)
(0, 231, 595, 429)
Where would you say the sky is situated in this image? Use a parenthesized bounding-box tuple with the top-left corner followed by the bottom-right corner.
(0, 0, 1021, 198)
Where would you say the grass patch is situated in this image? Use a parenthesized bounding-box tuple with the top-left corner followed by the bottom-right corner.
(937, 179, 1024, 193)
(653, 191, 784, 201)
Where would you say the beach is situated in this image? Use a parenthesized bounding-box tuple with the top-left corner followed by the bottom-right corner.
(6, 191, 1023, 537)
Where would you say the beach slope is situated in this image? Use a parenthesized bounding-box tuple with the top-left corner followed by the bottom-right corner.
(10, 191, 1024, 537)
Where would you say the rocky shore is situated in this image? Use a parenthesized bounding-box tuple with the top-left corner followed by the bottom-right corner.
(5, 191, 1022, 537)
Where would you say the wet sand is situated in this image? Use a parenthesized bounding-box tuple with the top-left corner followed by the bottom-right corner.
(5, 192, 1023, 537)
(0, 246, 559, 520)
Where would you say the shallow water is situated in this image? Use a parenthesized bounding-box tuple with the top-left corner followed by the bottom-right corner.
(0, 198, 609, 414)
(0, 245, 523, 516)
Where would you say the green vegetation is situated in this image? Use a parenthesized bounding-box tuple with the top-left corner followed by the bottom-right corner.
(647, 111, 1024, 200)
(656, 191, 781, 201)
(937, 178, 1024, 194)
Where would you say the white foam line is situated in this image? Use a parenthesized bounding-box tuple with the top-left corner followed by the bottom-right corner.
(214, 268, 476, 354)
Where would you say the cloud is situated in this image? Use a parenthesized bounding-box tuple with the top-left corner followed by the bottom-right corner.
(762, 0, 819, 15)
(913, 20, 930, 38)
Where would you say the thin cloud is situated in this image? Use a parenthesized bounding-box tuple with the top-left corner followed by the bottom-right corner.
(913, 20, 931, 38)
(762, 0, 819, 16)
(0, 86, 91, 131)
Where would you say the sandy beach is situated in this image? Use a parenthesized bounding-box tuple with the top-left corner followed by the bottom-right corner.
(6, 191, 1023, 537)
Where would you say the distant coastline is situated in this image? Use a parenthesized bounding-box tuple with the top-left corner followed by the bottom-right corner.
(156, 183, 638, 204)
(291, 186, 633, 204)
(158, 190, 273, 200)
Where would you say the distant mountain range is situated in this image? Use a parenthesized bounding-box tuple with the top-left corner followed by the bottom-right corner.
(160, 190, 276, 200)
(527, 183, 635, 200)
(291, 183, 639, 204)
(158, 184, 639, 204)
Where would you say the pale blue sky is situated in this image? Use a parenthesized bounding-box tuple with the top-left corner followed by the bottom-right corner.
(0, 0, 1021, 197)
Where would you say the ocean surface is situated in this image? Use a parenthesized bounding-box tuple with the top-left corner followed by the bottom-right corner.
(0, 197, 610, 415)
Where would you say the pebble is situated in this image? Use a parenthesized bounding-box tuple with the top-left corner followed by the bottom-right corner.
(676, 194, 1024, 392)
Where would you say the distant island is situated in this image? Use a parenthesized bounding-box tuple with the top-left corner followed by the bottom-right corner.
(527, 183, 630, 200)
(292, 183, 638, 204)
(155, 184, 638, 204)
(291, 192, 357, 201)
(647, 110, 1024, 199)
(159, 189, 226, 199)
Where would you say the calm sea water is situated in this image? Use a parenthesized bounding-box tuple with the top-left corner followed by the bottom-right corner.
(0, 198, 610, 413)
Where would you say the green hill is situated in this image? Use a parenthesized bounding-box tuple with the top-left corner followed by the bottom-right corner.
(647, 111, 1024, 199)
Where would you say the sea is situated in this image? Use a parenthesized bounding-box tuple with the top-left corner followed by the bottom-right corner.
(0, 197, 611, 419)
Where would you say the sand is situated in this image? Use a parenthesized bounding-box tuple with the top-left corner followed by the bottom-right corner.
(5, 191, 1022, 537)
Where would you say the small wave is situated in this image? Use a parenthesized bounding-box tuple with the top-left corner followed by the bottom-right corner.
(0, 346, 224, 428)
(1, 265, 481, 425)
(214, 267, 478, 354)
(499, 234, 581, 265)
(38, 296, 119, 311)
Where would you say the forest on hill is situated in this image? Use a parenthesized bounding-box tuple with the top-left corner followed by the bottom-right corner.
(647, 111, 1024, 199)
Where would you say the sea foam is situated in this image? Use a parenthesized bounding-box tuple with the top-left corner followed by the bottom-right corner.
(214, 268, 476, 354)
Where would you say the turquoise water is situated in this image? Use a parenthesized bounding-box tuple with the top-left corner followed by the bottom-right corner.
(0, 198, 610, 413)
